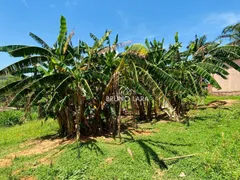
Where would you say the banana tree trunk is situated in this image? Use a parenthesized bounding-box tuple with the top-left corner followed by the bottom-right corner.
(75, 86, 85, 141)
(154, 100, 158, 119)
(57, 110, 69, 136)
(130, 95, 137, 129)
(117, 101, 121, 139)
(137, 98, 146, 121)
(147, 100, 152, 122)
(93, 104, 100, 135)
(65, 106, 75, 135)
(38, 103, 45, 119)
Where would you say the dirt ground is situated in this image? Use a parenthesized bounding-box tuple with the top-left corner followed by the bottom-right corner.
(0, 107, 18, 112)
(207, 100, 239, 108)
(0, 138, 74, 168)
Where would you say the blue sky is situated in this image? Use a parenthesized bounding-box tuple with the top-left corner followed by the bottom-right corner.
(0, 0, 240, 68)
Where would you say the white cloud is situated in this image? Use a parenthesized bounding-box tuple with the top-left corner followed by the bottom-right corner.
(204, 12, 240, 27)
(65, 0, 78, 8)
(178, 12, 240, 45)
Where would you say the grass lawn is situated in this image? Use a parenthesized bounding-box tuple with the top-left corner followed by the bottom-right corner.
(0, 96, 240, 180)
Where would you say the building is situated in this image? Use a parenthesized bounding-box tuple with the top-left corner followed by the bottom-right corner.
(208, 60, 240, 95)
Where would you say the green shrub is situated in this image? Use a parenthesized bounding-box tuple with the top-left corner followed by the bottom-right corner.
(0, 110, 24, 127)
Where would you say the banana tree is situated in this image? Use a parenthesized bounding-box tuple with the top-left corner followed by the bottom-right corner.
(1, 15, 240, 140)
(0, 16, 85, 137)
(217, 22, 240, 45)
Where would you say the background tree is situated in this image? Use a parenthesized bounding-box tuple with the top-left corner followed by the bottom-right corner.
(218, 22, 240, 45)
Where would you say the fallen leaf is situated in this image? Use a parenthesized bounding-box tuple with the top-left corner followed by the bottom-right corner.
(127, 148, 133, 159)
(179, 172, 186, 177)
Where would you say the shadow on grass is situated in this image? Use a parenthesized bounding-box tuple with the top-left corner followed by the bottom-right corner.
(137, 140, 168, 169)
(197, 106, 230, 110)
(189, 115, 214, 122)
(119, 130, 192, 169)
(70, 139, 104, 159)
(36, 134, 60, 140)
(80, 139, 104, 155)
(123, 130, 191, 146)
(190, 111, 227, 122)
(197, 100, 231, 111)
(30, 123, 190, 169)
(155, 114, 176, 122)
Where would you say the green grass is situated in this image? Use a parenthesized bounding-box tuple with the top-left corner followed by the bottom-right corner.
(0, 96, 240, 179)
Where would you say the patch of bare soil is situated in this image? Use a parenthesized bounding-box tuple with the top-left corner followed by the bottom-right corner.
(36, 148, 65, 166)
(223, 100, 239, 106)
(105, 157, 114, 164)
(15, 139, 64, 156)
(134, 130, 151, 135)
(0, 107, 18, 112)
(208, 100, 239, 108)
(0, 138, 74, 168)
(152, 169, 165, 180)
(157, 120, 173, 123)
(19, 140, 41, 149)
(81, 136, 98, 142)
(100, 136, 114, 142)
(0, 158, 12, 168)
(82, 135, 117, 143)
(20, 176, 37, 180)
(12, 148, 66, 176)
(128, 128, 152, 136)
